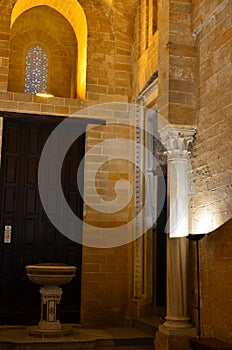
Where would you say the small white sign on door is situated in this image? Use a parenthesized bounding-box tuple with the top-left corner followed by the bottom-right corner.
(4, 225, 12, 243)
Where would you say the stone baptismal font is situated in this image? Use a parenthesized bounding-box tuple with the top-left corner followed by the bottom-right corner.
(26, 263, 77, 337)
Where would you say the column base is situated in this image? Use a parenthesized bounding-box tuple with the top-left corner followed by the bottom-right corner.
(163, 316, 193, 330)
(39, 320, 62, 330)
(155, 325, 197, 350)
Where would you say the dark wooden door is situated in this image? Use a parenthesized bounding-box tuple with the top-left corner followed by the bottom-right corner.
(152, 175, 167, 312)
(155, 176, 167, 308)
(0, 116, 85, 325)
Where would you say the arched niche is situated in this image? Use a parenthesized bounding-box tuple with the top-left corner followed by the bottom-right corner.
(8, 6, 77, 98)
(11, 0, 87, 99)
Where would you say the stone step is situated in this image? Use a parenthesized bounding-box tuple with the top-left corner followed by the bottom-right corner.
(0, 343, 155, 350)
(0, 326, 155, 350)
(93, 347, 154, 350)
(190, 338, 232, 350)
(132, 316, 164, 335)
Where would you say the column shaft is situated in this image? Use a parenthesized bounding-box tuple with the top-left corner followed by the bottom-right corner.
(165, 237, 190, 328)
(160, 124, 196, 331)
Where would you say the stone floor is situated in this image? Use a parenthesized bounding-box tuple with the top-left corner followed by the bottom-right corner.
(82, 347, 153, 350)
(0, 325, 155, 350)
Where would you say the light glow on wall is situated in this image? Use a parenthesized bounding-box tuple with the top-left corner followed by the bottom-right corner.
(36, 92, 54, 98)
(190, 206, 225, 235)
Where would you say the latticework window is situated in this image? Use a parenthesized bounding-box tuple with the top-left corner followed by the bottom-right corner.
(24, 45, 48, 94)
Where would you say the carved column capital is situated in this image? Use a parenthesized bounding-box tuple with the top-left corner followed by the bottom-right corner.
(159, 124, 196, 157)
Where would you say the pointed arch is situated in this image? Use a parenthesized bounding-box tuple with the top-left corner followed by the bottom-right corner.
(11, 0, 87, 100)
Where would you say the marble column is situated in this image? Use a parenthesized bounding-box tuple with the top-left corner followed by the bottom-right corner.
(155, 125, 197, 349)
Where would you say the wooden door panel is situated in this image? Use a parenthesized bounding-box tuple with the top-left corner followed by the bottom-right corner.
(3, 188, 16, 213)
(5, 127, 19, 153)
(5, 157, 18, 183)
(0, 116, 84, 325)
(26, 158, 38, 184)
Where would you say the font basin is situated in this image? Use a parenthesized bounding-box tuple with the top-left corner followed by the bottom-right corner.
(26, 263, 77, 286)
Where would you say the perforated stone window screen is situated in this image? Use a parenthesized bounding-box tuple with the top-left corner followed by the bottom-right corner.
(24, 45, 48, 94)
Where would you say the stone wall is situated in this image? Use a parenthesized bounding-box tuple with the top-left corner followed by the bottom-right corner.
(132, 0, 158, 98)
(77, 103, 136, 325)
(157, 0, 195, 124)
(81, 244, 131, 326)
(132, 0, 196, 121)
(190, 0, 232, 236)
(192, 219, 232, 341)
(189, 0, 232, 342)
